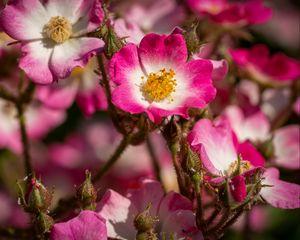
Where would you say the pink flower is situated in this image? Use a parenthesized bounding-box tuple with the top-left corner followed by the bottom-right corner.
(187, 0, 272, 26)
(50, 210, 107, 240)
(109, 33, 216, 123)
(192, 44, 228, 82)
(272, 125, 300, 170)
(37, 57, 108, 117)
(0, 0, 105, 84)
(0, 98, 65, 153)
(230, 44, 300, 86)
(187, 119, 263, 176)
(113, 18, 145, 45)
(260, 168, 300, 209)
(187, 119, 264, 202)
(97, 179, 202, 239)
(221, 105, 270, 143)
(114, 0, 186, 33)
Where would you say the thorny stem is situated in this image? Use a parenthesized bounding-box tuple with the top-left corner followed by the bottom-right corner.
(97, 53, 114, 111)
(205, 205, 222, 226)
(170, 143, 187, 196)
(194, 175, 206, 231)
(146, 136, 163, 185)
(206, 208, 230, 236)
(92, 133, 133, 183)
(216, 208, 245, 238)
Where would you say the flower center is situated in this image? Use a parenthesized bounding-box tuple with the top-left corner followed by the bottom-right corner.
(141, 68, 177, 103)
(44, 16, 72, 43)
(228, 160, 251, 176)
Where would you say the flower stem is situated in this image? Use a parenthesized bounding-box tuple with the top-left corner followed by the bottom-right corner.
(193, 173, 206, 231)
(205, 204, 222, 226)
(146, 136, 163, 184)
(16, 103, 33, 178)
(92, 133, 133, 183)
(170, 143, 187, 196)
(97, 53, 114, 110)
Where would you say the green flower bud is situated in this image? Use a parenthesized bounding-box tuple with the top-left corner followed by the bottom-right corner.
(76, 170, 97, 210)
(27, 178, 52, 213)
(134, 204, 157, 233)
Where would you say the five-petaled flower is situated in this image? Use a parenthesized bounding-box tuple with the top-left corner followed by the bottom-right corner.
(0, 0, 105, 84)
(109, 33, 216, 123)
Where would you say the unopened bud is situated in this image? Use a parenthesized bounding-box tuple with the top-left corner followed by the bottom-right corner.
(183, 22, 201, 56)
(27, 178, 52, 213)
(134, 204, 157, 233)
(77, 171, 97, 210)
(136, 231, 158, 240)
(99, 20, 125, 59)
(36, 212, 54, 234)
(186, 147, 201, 176)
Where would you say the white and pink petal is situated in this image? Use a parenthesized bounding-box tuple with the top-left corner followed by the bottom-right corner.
(260, 168, 300, 209)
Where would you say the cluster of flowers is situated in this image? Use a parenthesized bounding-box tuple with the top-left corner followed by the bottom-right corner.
(0, 0, 299, 239)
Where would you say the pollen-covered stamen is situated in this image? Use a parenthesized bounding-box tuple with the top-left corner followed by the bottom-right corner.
(44, 16, 72, 43)
(228, 160, 252, 176)
(141, 68, 177, 103)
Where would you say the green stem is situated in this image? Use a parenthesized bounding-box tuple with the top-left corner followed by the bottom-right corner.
(193, 174, 206, 231)
(146, 136, 163, 184)
(216, 208, 244, 238)
(170, 143, 187, 196)
(92, 133, 132, 183)
(206, 208, 230, 236)
(205, 205, 221, 227)
(97, 53, 114, 110)
(16, 103, 33, 178)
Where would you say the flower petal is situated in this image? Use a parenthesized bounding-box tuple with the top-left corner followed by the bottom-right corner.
(238, 141, 265, 167)
(19, 41, 55, 84)
(187, 119, 237, 175)
(230, 175, 247, 202)
(97, 190, 137, 240)
(161, 210, 202, 239)
(0, 0, 48, 40)
(139, 33, 188, 71)
(50, 38, 104, 79)
(158, 191, 193, 222)
(273, 125, 300, 170)
(126, 179, 164, 216)
(260, 168, 300, 209)
(50, 210, 107, 240)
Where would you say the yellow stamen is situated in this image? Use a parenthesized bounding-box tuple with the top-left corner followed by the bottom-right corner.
(44, 16, 72, 43)
(141, 68, 177, 103)
(228, 160, 251, 176)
